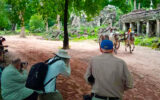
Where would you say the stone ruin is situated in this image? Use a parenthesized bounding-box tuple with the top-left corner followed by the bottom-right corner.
(70, 5, 116, 28)
(65, 5, 117, 38)
(45, 5, 118, 40)
(120, 7, 160, 37)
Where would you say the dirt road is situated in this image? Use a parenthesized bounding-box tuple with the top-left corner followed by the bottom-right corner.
(3, 36, 160, 100)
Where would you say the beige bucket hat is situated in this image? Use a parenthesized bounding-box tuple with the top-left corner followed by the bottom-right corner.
(55, 49, 71, 59)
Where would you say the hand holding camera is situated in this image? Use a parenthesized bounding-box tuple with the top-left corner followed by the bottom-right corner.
(64, 59, 70, 67)
(20, 62, 28, 69)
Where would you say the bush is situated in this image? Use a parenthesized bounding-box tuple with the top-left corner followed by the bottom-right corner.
(0, 31, 19, 35)
(0, 13, 11, 30)
(135, 36, 160, 50)
(29, 14, 45, 32)
(32, 28, 44, 33)
(0, 1, 11, 30)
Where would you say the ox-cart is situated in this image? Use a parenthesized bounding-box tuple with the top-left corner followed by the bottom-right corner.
(98, 27, 121, 54)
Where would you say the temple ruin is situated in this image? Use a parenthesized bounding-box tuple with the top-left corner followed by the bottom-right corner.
(70, 5, 116, 28)
(120, 7, 160, 37)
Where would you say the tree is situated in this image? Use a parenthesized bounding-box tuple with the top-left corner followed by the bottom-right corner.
(29, 14, 45, 32)
(127, 0, 160, 10)
(31, 0, 59, 32)
(6, 3, 19, 31)
(18, 0, 30, 37)
(63, 0, 101, 49)
(63, 0, 69, 49)
(4, 0, 32, 37)
(0, 0, 10, 30)
(62, 0, 131, 49)
(56, 15, 61, 31)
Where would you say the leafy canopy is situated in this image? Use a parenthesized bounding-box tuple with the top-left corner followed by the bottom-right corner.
(29, 14, 45, 32)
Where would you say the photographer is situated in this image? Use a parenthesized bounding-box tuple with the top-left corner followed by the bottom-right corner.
(0, 37, 8, 61)
(0, 37, 8, 51)
(39, 49, 71, 100)
(1, 58, 38, 100)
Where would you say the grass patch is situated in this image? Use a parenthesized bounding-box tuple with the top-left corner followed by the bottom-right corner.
(71, 36, 97, 42)
(0, 31, 19, 35)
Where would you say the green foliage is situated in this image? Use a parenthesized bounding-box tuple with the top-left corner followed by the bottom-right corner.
(0, 0, 10, 30)
(1, 0, 160, 38)
(135, 36, 160, 50)
(0, 13, 10, 30)
(137, 0, 160, 9)
(62, 25, 109, 41)
(48, 18, 55, 27)
(4, 0, 31, 24)
(71, 35, 97, 42)
(70, 0, 131, 21)
(127, 0, 160, 11)
(110, 0, 131, 13)
(37, 25, 105, 41)
(83, 0, 102, 17)
(29, 14, 45, 32)
(4, 0, 19, 26)
(32, 0, 63, 20)
(116, 8, 124, 21)
(0, 30, 19, 35)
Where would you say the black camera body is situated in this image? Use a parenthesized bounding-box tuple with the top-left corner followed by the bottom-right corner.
(20, 62, 28, 68)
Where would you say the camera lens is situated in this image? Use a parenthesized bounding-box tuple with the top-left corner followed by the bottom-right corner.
(20, 62, 28, 68)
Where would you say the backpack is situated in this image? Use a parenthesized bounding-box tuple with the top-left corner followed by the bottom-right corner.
(25, 57, 61, 91)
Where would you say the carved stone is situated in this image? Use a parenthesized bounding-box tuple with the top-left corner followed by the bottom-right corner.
(120, 8, 160, 37)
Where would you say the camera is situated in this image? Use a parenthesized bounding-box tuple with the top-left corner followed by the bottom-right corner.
(4, 49, 8, 53)
(20, 62, 28, 68)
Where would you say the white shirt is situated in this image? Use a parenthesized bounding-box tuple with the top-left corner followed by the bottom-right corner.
(43, 58, 71, 93)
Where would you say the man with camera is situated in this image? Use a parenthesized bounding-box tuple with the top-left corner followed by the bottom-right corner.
(1, 58, 38, 100)
(39, 49, 71, 100)
(84, 40, 133, 100)
(0, 37, 8, 62)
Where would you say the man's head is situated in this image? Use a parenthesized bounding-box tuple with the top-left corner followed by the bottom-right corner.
(1, 38, 6, 42)
(100, 40, 113, 53)
(12, 58, 21, 70)
(55, 49, 71, 65)
(55, 49, 70, 59)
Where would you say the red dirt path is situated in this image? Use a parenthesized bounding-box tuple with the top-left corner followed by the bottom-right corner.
(3, 35, 160, 100)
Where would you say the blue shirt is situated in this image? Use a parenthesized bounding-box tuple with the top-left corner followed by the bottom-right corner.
(43, 58, 71, 93)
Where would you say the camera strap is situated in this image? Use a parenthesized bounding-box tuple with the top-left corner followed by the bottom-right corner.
(44, 76, 57, 87)
(43, 57, 61, 91)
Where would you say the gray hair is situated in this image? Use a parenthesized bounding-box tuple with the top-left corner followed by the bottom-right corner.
(12, 58, 21, 65)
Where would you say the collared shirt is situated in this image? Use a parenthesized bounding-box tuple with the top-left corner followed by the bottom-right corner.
(44, 58, 71, 93)
(1, 64, 33, 100)
(84, 53, 133, 99)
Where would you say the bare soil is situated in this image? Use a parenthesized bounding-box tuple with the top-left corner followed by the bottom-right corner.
(3, 35, 160, 100)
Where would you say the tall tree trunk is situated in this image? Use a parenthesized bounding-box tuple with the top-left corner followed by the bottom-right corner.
(138, 3, 141, 9)
(63, 0, 69, 49)
(45, 18, 48, 32)
(20, 16, 25, 38)
(57, 15, 60, 31)
(12, 23, 16, 31)
(134, 0, 136, 10)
